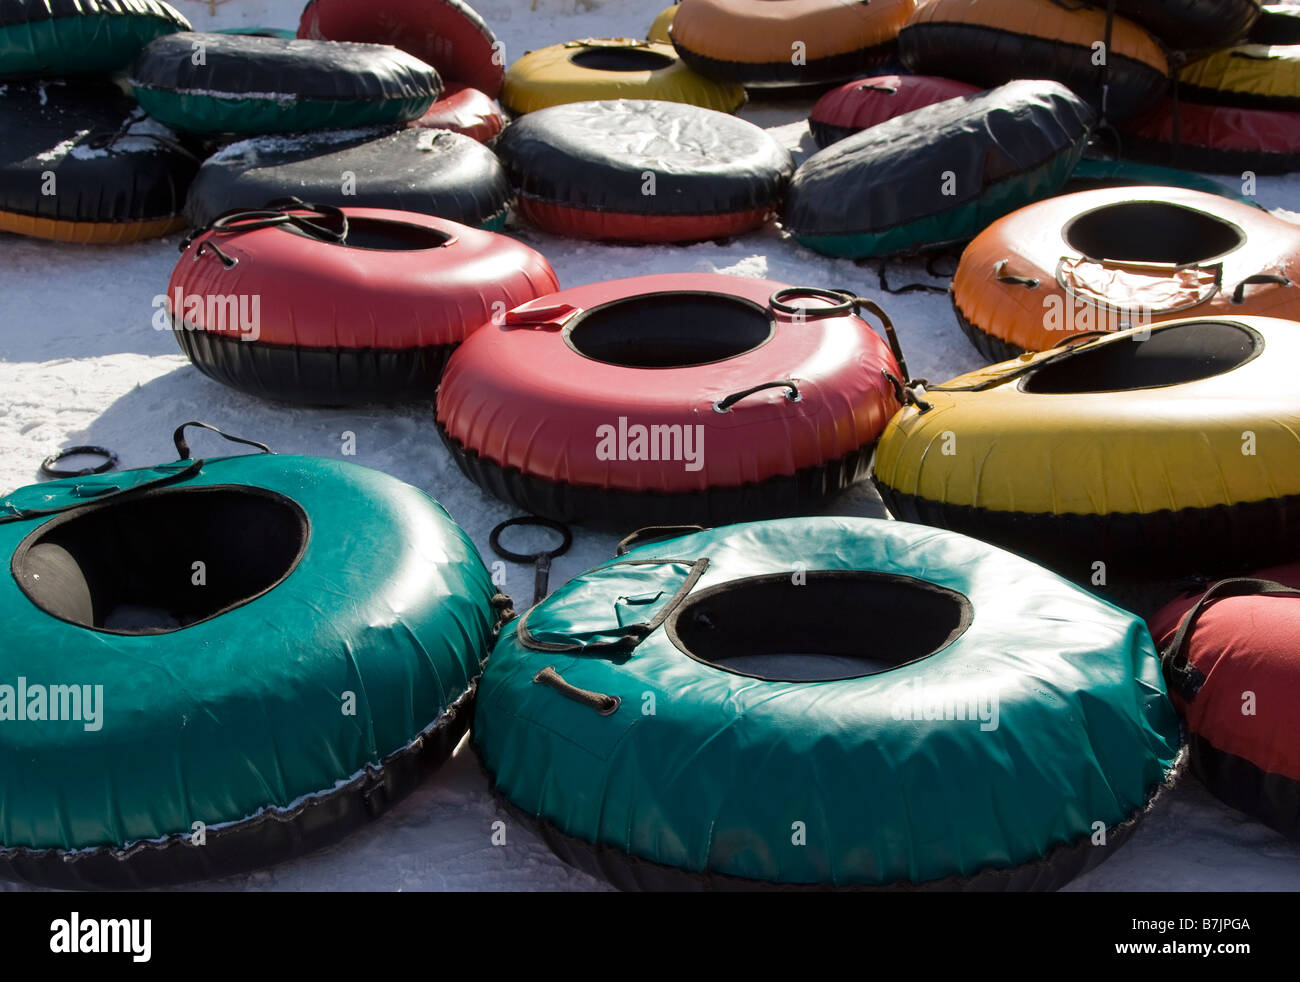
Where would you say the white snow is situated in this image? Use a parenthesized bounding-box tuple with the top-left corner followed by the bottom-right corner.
(1, 0, 1298, 892)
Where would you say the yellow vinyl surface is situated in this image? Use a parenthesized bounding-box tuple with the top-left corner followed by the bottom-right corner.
(0, 210, 184, 244)
(647, 4, 676, 43)
(1183, 43, 1300, 99)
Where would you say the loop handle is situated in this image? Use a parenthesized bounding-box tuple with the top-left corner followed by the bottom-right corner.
(994, 258, 1040, 289)
(1231, 273, 1290, 305)
(173, 422, 273, 461)
(713, 379, 800, 414)
(40, 446, 118, 479)
(615, 525, 705, 556)
(533, 666, 620, 716)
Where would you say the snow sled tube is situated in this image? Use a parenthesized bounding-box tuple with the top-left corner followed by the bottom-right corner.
(808, 74, 980, 149)
(784, 80, 1093, 260)
(410, 84, 505, 144)
(1067, 157, 1257, 203)
(899, 0, 1169, 123)
(474, 517, 1182, 891)
(435, 275, 903, 525)
(1179, 43, 1300, 112)
(1121, 98, 1300, 175)
(0, 81, 195, 243)
(951, 185, 1300, 359)
(1096, 0, 1260, 53)
(500, 38, 744, 116)
(184, 127, 511, 231)
(299, 0, 503, 98)
(873, 317, 1300, 582)
(648, 4, 677, 43)
(670, 0, 915, 89)
(169, 202, 558, 405)
(215, 26, 297, 40)
(0, 441, 500, 889)
(129, 32, 440, 135)
(0, 0, 189, 78)
(1250, 4, 1300, 44)
(1153, 567, 1300, 841)
(498, 100, 793, 243)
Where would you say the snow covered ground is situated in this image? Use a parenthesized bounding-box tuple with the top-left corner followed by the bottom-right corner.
(2, 0, 1298, 891)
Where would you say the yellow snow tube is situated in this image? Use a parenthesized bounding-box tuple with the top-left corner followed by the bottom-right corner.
(501, 38, 745, 115)
(872, 316, 1300, 579)
(0, 210, 184, 244)
(648, 4, 677, 43)
(1181, 43, 1300, 110)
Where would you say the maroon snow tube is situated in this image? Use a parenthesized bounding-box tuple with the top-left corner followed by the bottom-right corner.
(434, 273, 905, 525)
(1121, 97, 1300, 174)
(808, 74, 981, 147)
(409, 83, 505, 143)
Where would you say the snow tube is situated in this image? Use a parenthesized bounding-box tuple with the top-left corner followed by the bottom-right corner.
(299, 0, 503, 98)
(501, 38, 744, 116)
(184, 127, 510, 231)
(215, 27, 297, 40)
(1250, 4, 1300, 44)
(0, 432, 502, 889)
(1067, 157, 1258, 203)
(873, 317, 1300, 582)
(435, 275, 903, 525)
(899, 0, 1169, 123)
(0, 0, 189, 79)
(1153, 567, 1300, 841)
(128, 32, 440, 135)
(951, 185, 1300, 359)
(1121, 98, 1300, 174)
(0, 80, 195, 243)
(1180, 43, 1300, 112)
(1091, 0, 1260, 52)
(808, 74, 980, 148)
(498, 100, 793, 243)
(475, 517, 1182, 891)
(784, 80, 1093, 260)
(410, 84, 505, 144)
(670, 0, 915, 89)
(648, 4, 677, 43)
(169, 201, 558, 405)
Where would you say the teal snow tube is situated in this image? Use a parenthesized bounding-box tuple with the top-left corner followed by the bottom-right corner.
(0, 427, 502, 888)
(475, 518, 1182, 890)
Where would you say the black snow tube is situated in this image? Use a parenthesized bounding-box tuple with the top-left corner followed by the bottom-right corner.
(1250, 4, 1300, 44)
(783, 80, 1094, 259)
(1094, 0, 1261, 52)
(128, 32, 440, 135)
(0, 80, 196, 243)
(0, 0, 190, 78)
(497, 99, 794, 243)
(184, 127, 510, 230)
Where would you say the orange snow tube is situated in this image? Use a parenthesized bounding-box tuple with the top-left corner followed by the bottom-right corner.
(671, 0, 915, 88)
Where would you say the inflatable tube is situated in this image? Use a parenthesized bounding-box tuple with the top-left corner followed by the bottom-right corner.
(808, 74, 980, 148)
(498, 100, 792, 243)
(129, 33, 440, 135)
(501, 38, 744, 116)
(0, 441, 501, 888)
(1250, 4, 1300, 44)
(298, 0, 503, 98)
(873, 317, 1300, 582)
(0, 0, 189, 79)
(670, 0, 915, 89)
(0, 80, 195, 243)
(475, 517, 1182, 891)
(1180, 43, 1300, 112)
(899, 0, 1169, 123)
(168, 202, 557, 405)
(1121, 98, 1300, 174)
(951, 185, 1300, 359)
(435, 275, 902, 525)
(1091, 0, 1260, 52)
(410, 84, 505, 144)
(184, 127, 510, 231)
(648, 4, 677, 43)
(215, 26, 297, 40)
(784, 80, 1093, 260)
(1153, 566, 1300, 841)
(1067, 157, 1259, 202)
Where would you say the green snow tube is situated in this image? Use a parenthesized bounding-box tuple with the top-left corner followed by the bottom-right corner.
(0, 425, 502, 889)
(1067, 157, 1260, 205)
(476, 518, 1182, 891)
(0, 0, 190, 79)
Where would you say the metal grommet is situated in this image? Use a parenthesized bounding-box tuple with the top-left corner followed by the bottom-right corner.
(40, 446, 118, 479)
(597, 696, 622, 717)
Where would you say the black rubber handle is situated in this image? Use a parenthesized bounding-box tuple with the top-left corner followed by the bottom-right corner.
(40, 446, 118, 479)
(714, 379, 800, 413)
(173, 422, 273, 461)
(533, 666, 620, 716)
(489, 516, 573, 606)
(615, 525, 705, 556)
(1231, 273, 1290, 305)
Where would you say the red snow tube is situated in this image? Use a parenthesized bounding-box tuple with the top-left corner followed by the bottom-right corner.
(435, 274, 904, 525)
(410, 83, 505, 143)
(168, 200, 557, 405)
(298, 0, 503, 97)
(808, 74, 980, 148)
(1122, 98, 1300, 174)
(1152, 565, 1300, 841)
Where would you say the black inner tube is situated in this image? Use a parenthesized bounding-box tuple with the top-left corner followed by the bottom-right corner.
(566, 293, 772, 368)
(666, 571, 972, 682)
(568, 47, 677, 72)
(1063, 202, 1246, 265)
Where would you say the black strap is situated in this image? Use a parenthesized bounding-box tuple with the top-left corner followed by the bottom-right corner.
(40, 446, 117, 479)
(615, 525, 705, 556)
(180, 197, 350, 266)
(173, 422, 273, 460)
(489, 516, 573, 607)
(876, 259, 949, 296)
(713, 379, 800, 413)
(532, 666, 620, 716)
(1231, 273, 1291, 305)
(1161, 577, 1300, 702)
